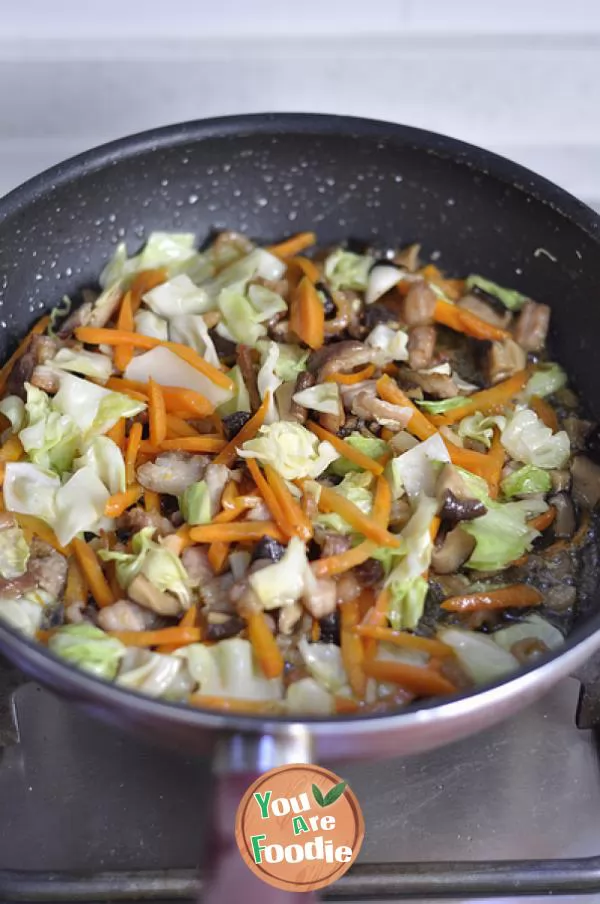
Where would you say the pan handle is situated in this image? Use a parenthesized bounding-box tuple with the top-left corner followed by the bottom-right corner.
(202, 730, 317, 903)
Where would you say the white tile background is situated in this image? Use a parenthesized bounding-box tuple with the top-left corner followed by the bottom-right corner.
(0, 0, 598, 206)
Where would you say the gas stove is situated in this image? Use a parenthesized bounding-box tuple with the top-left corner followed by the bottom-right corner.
(1, 658, 600, 903)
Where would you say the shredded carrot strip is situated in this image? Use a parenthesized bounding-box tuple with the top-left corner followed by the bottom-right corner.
(104, 484, 143, 518)
(125, 422, 143, 485)
(245, 458, 289, 535)
(315, 484, 400, 548)
(71, 537, 115, 609)
(433, 371, 529, 426)
(441, 584, 543, 612)
(106, 377, 214, 417)
(289, 276, 325, 349)
(208, 542, 230, 575)
(434, 299, 511, 342)
(75, 328, 234, 392)
(106, 418, 126, 449)
(14, 513, 70, 555)
(189, 521, 286, 543)
(376, 374, 437, 441)
(267, 231, 316, 258)
(159, 436, 226, 454)
(221, 480, 239, 510)
(109, 627, 202, 648)
(363, 659, 456, 697)
(148, 378, 167, 446)
(340, 600, 367, 698)
(129, 268, 168, 313)
(189, 694, 281, 714)
(307, 421, 384, 475)
(64, 557, 87, 605)
(0, 434, 24, 462)
(372, 475, 392, 527)
(325, 363, 376, 385)
(213, 391, 270, 467)
(419, 265, 465, 301)
(165, 415, 200, 439)
(144, 490, 160, 513)
(530, 394, 559, 433)
(156, 604, 199, 653)
(287, 255, 321, 285)
(172, 524, 194, 552)
(214, 498, 259, 523)
(246, 611, 285, 679)
(528, 505, 557, 532)
(114, 290, 134, 372)
(313, 540, 377, 578)
(334, 696, 360, 714)
(487, 429, 505, 499)
(354, 625, 454, 658)
(0, 314, 50, 394)
(443, 439, 502, 492)
(311, 620, 321, 643)
(264, 464, 313, 542)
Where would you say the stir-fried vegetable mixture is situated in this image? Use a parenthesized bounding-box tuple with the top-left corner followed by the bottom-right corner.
(0, 229, 596, 715)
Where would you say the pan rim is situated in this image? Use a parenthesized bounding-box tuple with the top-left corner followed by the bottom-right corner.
(0, 111, 598, 732)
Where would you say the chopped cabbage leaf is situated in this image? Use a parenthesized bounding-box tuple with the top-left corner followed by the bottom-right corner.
(50, 348, 113, 383)
(298, 637, 348, 693)
(20, 384, 80, 474)
(385, 495, 438, 629)
(125, 346, 233, 407)
(216, 285, 266, 346)
(0, 589, 54, 637)
(329, 433, 388, 476)
(314, 471, 374, 534)
(99, 527, 191, 606)
(438, 627, 520, 683)
(100, 233, 203, 288)
(143, 274, 212, 317)
(324, 249, 373, 291)
(182, 637, 282, 701)
(365, 263, 404, 305)
(3, 462, 60, 527)
(285, 677, 334, 715)
(117, 649, 192, 700)
(390, 433, 450, 501)
(249, 536, 312, 610)
(0, 396, 25, 433)
(0, 526, 29, 579)
(205, 248, 286, 298)
(492, 615, 563, 653)
(49, 624, 125, 680)
(247, 283, 288, 321)
(501, 409, 570, 469)
(501, 464, 552, 498)
(257, 340, 282, 424)
(365, 324, 409, 364)
(292, 382, 341, 415)
(239, 421, 339, 480)
(53, 467, 112, 546)
(458, 411, 506, 449)
(265, 342, 309, 382)
(217, 364, 251, 417)
(524, 363, 567, 400)
(74, 436, 126, 495)
(169, 314, 220, 367)
(416, 397, 467, 414)
(465, 274, 528, 311)
(134, 309, 169, 341)
(53, 372, 145, 437)
(180, 480, 211, 525)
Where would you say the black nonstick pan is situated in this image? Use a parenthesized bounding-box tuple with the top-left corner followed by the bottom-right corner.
(0, 113, 598, 899)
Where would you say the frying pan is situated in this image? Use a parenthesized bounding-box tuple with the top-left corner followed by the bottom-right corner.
(0, 113, 599, 898)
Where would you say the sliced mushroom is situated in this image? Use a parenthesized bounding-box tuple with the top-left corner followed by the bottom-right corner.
(401, 281, 437, 326)
(97, 599, 157, 632)
(236, 344, 261, 412)
(564, 417, 593, 452)
(514, 300, 550, 352)
(550, 492, 576, 539)
(550, 469, 571, 493)
(397, 368, 459, 399)
(407, 325, 436, 370)
(393, 243, 421, 272)
(439, 489, 487, 523)
(487, 338, 527, 384)
(58, 300, 94, 338)
(458, 294, 512, 329)
(137, 452, 208, 496)
(431, 526, 475, 574)
(127, 573, 182, 616)
(251, 536, 286, 563)
(289, 371, 315, 424)
(308, 340, 375, 381)
(351, 390, 412, 429)
(318, 395, 345, 434)
(204, 612, 246, 641)
(571, 455, 600, 509)
(222, 411, 252, 440)
(27, 538, 68, 599)
(339, 379, 378, 411)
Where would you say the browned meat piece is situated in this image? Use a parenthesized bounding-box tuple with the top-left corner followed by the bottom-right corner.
(31, 335, 59, 364)
(352, 557, 385, 587)
(550, 493, 575, 538)
(319, 533, 352, 558)
(308, 340, 375, 381)
(88, 282, 124, 329)
(303, 576, 337, 619)
(289, 371, 315, 424)
(236, 344, 261, 412)
(487, 339, 527, 384)
(407, 325, 436, 370)
(26, 538, 68, 599)
(514, 300, 550, 351)
(397, 368, 459, 399)
(6, 348, 36, 398)
(182, 546, 214, 586)
(336, 571, 361, 604)
(401, 281, 437, 326)
(30, 365, 60, 393)
(137, 452, 208, 496)
(431, 526, 475, 574)
(563, 417, 593, 451)
(458, 294, 512, 329)
(58, 300, 94, 338)
(97, 599, 157, 632)
(127, 574, 181, 616)
(393, 243, 421, 272)
(116, 506, 175, 538)
(351, 390, 412, 429)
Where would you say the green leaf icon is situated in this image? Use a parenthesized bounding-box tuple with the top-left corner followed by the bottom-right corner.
(322, 781, 347, 807)
(312, 783, 325, 807)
